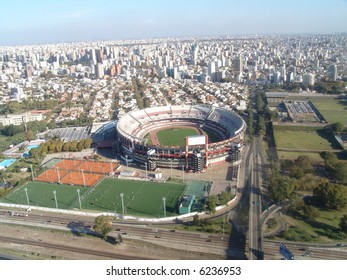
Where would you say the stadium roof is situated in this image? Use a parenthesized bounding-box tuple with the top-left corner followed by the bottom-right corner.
(265, 92, 290, 98)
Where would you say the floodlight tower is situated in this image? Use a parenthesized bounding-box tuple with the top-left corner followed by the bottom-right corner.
(24, 188, 30, 206)
(53, 190, 58, 208)
(162, 197, 166, 218)
(120, 193, 125, 215)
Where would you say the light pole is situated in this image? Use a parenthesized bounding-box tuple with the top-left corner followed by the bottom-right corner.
(77, 189, 82, 209)
(125, 155, 128, 168)
(170, 160, 173, 179)
(24, 188, 30, 206)
(182, 165, 185, 182)
(81, 169, 86, 187)
(120, 193, 125, 215)
(56, 168, 61, 184)
(30, 165, 34, 181)
(145, 162, 148, 179)
(162, 197, 166, 218)
(53, 190, 58, 209)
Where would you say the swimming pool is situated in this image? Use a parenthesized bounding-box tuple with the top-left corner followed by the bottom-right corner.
(23, 145, 40, 158)
(0, 158, 16, 168)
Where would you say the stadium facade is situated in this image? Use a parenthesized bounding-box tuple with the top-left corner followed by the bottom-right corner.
(116, 105, 246, 172)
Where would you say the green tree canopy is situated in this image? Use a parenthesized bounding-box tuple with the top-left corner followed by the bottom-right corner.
(313, 182, 347, 210)
(205, 195, 217, 214)
(331, 122, 344, 133)
(339, 214, 347, 232)
(93, 215, 113, 240)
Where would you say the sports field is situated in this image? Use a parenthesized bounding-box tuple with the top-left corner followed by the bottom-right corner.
(274, 126, 340, 151)
(0, 179, 187, 217)
(311, 97, 347, 125)
(81, 178, 186, 217)
(0, 182, 89, 209)
(157, 127, 199, 146)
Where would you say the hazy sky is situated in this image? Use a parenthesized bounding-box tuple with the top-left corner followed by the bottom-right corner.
(0, 0, 346, 45)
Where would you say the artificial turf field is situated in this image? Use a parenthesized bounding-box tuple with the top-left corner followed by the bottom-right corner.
(157, 127, 199, 146)
(0, 182, 88, 209)
(1, 178, 187, 217)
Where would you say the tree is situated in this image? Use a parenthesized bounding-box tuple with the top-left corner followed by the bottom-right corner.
(303, 205, 320, 221)
(269, 174, 297, 202)
(332, 162, 347, 183)
(339, 215, 347, 232)
(218, 191, 234, 205)
(314, 182, 347, 210)
(294, 155, 313, 173)
(93, 216, 113, 240)
(192, 214, 200, 226)
(205, 195, 217, 214)
(331, 122, 344, 133)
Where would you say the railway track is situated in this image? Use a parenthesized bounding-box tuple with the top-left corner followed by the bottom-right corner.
(0, 235, 151, 260)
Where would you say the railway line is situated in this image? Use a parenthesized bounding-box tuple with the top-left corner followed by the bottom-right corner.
(0, 235, 148, 260)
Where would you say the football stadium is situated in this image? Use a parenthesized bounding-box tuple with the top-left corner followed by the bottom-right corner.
(116, 105, 246, 172)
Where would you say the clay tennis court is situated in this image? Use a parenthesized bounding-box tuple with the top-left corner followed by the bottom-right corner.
(60, 171, 103, 187)
(35, 159, 119, 187)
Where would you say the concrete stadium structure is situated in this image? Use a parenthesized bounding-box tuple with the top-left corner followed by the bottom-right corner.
(116, 105, 246, 172)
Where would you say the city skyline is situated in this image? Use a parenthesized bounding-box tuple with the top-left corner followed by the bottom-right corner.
(0, 0, 346, 46)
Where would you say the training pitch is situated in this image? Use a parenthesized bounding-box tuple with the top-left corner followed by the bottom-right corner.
(1, 178, 187, 217)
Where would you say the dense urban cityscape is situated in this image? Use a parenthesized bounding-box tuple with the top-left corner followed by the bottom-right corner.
(0, 0, 347, 270)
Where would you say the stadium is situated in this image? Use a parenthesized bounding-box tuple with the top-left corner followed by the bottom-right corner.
(116, 105, 246, 172)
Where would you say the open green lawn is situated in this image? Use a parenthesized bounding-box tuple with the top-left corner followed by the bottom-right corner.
(278, 208, 347, 243)
(157, 127, 199, 146)
(277, 151, 324, 162)
(274, 126, 340, 151)
(82, 178, 186, 217)
(311, 97, 347, 125)
(0, 182, 89, 209)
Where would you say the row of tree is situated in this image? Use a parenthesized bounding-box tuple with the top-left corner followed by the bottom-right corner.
(131, 78, 150, 109)
(205, 191, 235, 214)
(323, 152, 347, 184)
(0, 100, 59, 115)
(29, 138, 92, 159)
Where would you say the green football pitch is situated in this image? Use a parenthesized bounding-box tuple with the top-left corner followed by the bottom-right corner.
(157, 127, 198, 146)
(0, 182, 89, 209)
(1, 179, 187, 217)
(82, 178, 186, 217)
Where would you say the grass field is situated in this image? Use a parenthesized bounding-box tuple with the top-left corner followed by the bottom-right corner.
(311, 97, 347, 125)
(81, 178, 186, 217)
(0, 179, 187, 217)
(277, 209, 347, 243)
(157, 127, 199, 146)
(0, 182, 89, 209)
(277, 151, 323, 162)
(273, 126, 341, 151)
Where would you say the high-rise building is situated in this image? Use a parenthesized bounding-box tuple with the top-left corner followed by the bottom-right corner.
(329, 64, 337, 81)
(95, 64, 104, 79)
(233, 55, 243, 73)
(303, 73, 315, 86)
(208, 61, 216, 82)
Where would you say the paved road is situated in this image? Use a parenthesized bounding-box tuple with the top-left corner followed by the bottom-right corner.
(248, 136, 264, 260)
